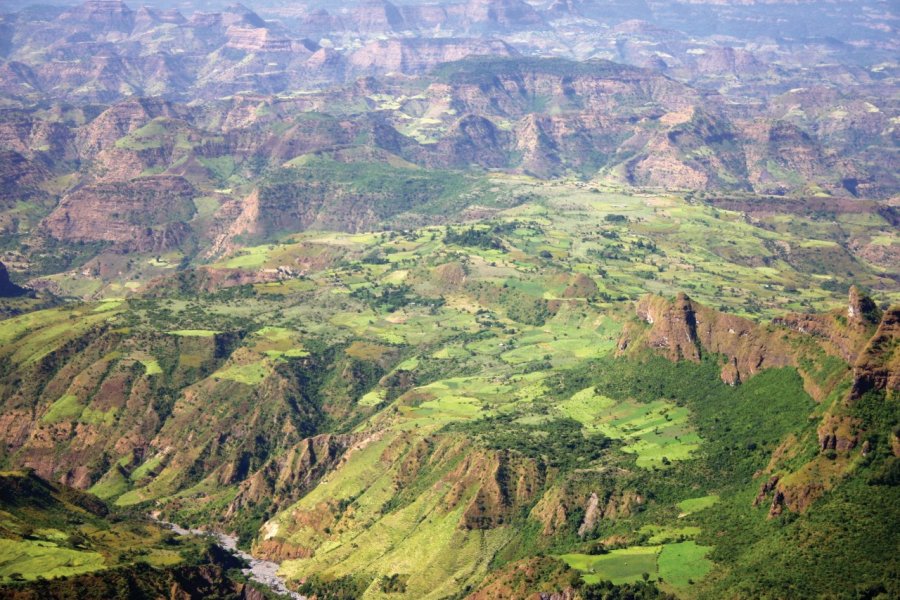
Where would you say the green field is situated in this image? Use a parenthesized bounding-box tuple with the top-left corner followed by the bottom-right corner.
(676, 495, 720, 516)
(560, 547, 661, 585)
(0, 540, 106, 582)
(560, 541, 713, 588)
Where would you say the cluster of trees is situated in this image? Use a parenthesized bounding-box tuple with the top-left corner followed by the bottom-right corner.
(350, 284, 445, 313)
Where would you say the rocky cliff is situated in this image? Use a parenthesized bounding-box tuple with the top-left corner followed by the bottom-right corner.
(850, 305, 900, 401)
(40, 176, 196, 252)
(623, 292, 793, 385)
(349, 38, 517, 75)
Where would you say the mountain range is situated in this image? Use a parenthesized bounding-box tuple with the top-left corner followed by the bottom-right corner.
(0, 1, 897, 599)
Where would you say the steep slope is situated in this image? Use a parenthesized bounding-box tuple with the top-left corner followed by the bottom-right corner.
(40, 176, 196, 252)
(0, 470, 249, 595)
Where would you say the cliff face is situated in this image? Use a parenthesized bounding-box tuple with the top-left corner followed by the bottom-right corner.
(224, 27, 292, 53)
(430, 58, 766, 183)
(463, 0, 545, 29)
(445, 60, 697, 119)
(774, 285, 881, 365)
(626, 293, 793, 385)
(627, 288, 894, 396)
(57, 0, 135, 33)
(628, 290, 898, 519)
(850, 306, 900, 401)
(40, 176, 196, 252)
(347, 0, 406, 33)
(349, 38, 517, 75)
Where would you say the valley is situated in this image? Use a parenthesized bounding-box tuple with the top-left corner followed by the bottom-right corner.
(0, 1, 897, 599)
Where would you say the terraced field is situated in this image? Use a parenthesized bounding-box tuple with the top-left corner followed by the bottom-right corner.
(0, 177, 896, 599)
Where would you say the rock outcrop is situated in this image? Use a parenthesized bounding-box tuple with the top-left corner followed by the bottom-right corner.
(775, 286, 882, 365)
(625, 293, 793, 384)
(40, 175, 196, 252)
(224, 27, 292, 53)
(849, 306, 900, 401)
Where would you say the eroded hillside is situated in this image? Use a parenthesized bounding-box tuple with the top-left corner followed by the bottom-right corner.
(0, 1, 897, 599)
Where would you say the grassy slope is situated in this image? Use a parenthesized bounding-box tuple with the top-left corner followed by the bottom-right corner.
(0, 471, 210, 584)
(0, 183, 895, 598)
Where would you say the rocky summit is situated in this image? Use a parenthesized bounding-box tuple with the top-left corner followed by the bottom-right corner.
(0, 1, 897, 599)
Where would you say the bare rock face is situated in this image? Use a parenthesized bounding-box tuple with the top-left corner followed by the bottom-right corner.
(464, 0, 545, 29)
(58, 0, 135, 33)
(634, 293, 701, 362)
(348, 0, 406, 33)
(40, 175, 196, 252)
(600, 490, 643, 521)
(775, 286, 882, 365)
(224, 27, 292, 53)
(850, 305, 900, 401)
(577, 492, 601, 537)
(752, 475, 779, 507)
(306, 47, 345, 76)
(220, 3, 267, 29)
(848, 285, 882, 326)
(349, 38, 517, 75)
(629, 293, 794, 384)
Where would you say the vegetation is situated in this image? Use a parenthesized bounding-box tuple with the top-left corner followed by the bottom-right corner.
(0, 164, 895, 600)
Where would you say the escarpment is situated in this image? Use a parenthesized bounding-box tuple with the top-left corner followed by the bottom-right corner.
(622, 287, 891, 394)
(849, 305, 900, 401)
(621, 292, 793, 385)
(0, 329, 243, 490)
(40, 176, 197, 252)
(774, 285, 882, 365)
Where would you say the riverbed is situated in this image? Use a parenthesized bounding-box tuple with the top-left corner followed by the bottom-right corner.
(163, 520, 305, 599)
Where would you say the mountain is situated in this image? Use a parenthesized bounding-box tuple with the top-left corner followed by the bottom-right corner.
(0, 1, 897, 599)
(0, 193, 897, 596)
